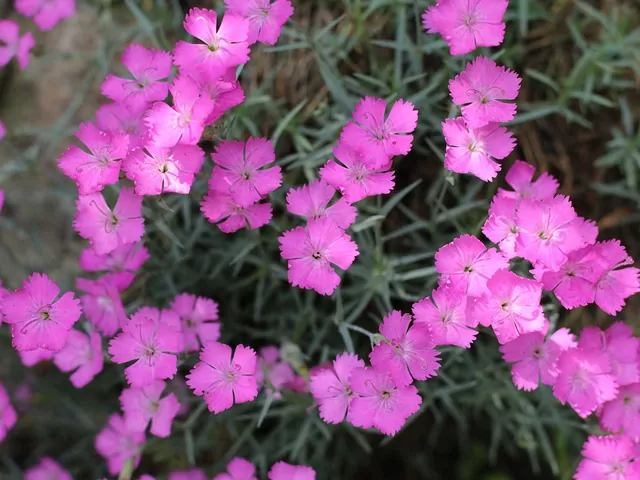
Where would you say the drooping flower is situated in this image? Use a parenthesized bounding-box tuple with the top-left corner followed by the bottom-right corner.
(369, 311, 440, 386)
(74, 187, 144, 255)
(95, 414, 145, 476)
(449, 57, 521, 128)
(434, 234, 508, 297)
(209, 138, 282, 205)
(255, 346, 296, 398)
(186, 342, 258, 413)
(309, 352, 364, 424)
(422, 0, 507, 56)
(101, 44, 172, 107)
(18, 347, 55, 367)
(599, 384, 640, 438)
(173, 8, 250, 75)
(442, 117, 515, 182)
(0, 20, 35, 70)
(3, 273, 82, 352)
(279, 217, 359, 295)
(482, 194, 519, 258)
(499, 328, 577, 391)
(76, 276, 127, 337)
(53, 330, 104, 388)
(14, 0, 75, 31)
(225, 0, 294, 45)
(24, 457, 72, 480)
(120, 380, 181, 438)
(214, 457, 258, 480)
(123, 143, 205, 196)
(201, 189, 272, 233)
(268, 462, 316, 480)
(574, 435, 640, 480)
(319, 142, 395, 203)
(498, 160, 559, 200)
(0, 383, 17, 443)
(590, 240, 640, 315)
(189, 67, 245, 125)
(286, 179, 357, 230)
(79, 243, 150, 291)
(347, 367, 421, 436)
(170, 293, 220, 352)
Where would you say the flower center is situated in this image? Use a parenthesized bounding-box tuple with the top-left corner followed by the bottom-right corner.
(110, 214, 119, 226)
(463, 265, 473, 273)
(312, 251, 322, 260)
(160, 164, 169, 173)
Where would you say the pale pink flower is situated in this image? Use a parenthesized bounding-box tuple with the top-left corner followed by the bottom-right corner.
(53, 330, 104, 388)
(0, 383, 17, 443)
(95, 101, 149, 151)
(225, 0, 294, 45)
(79, 243, 150, 291)
(201, 189, 272, 233)
(286, 179, 357, 229)
(18, 347, 55, 366)
(268, 462, 315, 480)
(581, 323, 639, 387)
(15, 0, 75, 31)
(95, 414, 145, 476)
(0, 20, 35, 70)
(498, 160, 559, 200)
(591, 240, 640, 315)
(24, 457, 72, 480)
(3, 273, 82, 352)
(279, 217, 359, 295)
(214, 457, 258, 480)
(574, 435, 640, 479)
(120, 380, 180, 438)
(76, 276, 127, 337)
(255, 346, 295, 398)
(186, 342, 258, 413)
(449, 56, 521, 128)
(482, 194, 519, 258)
(189, 67, 245, 124)
(170, 293, 220, 352)
(600, 383, 640, 438)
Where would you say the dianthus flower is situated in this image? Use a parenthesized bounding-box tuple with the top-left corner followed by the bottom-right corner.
(449, 57, 521, 128)
(340, 97, 418, 167)
(214, 458, 258, 480)
(3, 273, 82, 352)
(101, 44, 172, 107)
(256, 346, 296, 398)
(581, 323, 639, 386)
(24, 457, 72, 480)
(120, 380, 180, 438)
(319, 142, 395, 203)
(412, 284, 478, 348)
(186, 342, 258, 413)
(170, 293, 220, 352)
(0, 121, 5, 141)
(145, 75, 214, 148)
(201, 189, 272, 233)
(499, 328, 577, 391)
(347, 367, 421, 436)
(434, 234, 508, 297)
(422, 0, 507, 55)
(279, 217, 359, 295)
(76, 276, 127, 337)
(0, 279, 7, 326)
(173, 8, 250, 75)
(442, 117, 515, 182)
(0, 383, 17, 443)
(309, 352, 364, 424)
(189, 67, 245, 125)
(574, 435, 640, 480)
(18, 347, 54, 367)
(369, 311, 440, 386)
(79, 243, 149, 291)
(498, 160, 559, 200)
(599, 383, 640, 438)
(95, 101, 149, 151)
(225, 0, 294, 45)
(286, 179, 357, 230)
(169, 470, 208, 480)
(108, 309, 182, 387)
(0, 20, 35, 70)
(14, 0, 75, 31)
(268, 462, 316, 480)
(74, 187, 144, 255)
(209, 138, 282, 205)
(590, 240, 640, 315)
(53, 330, 104, 388)
(482, 194, 518, 258)
(95, 414, 145, 476)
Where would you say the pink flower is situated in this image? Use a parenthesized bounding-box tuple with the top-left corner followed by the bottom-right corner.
(442, 117, 515, 182)
(189, 67, 245, 124)
(95, 101, 148, 151)
(268, 462, 315, 480)
(57, 122, 129, 195)
(225, 0, 294, 45)
(319, 142, 395, 203)
(0, 383, 17, 443)
(256, 346, 295, 397)
(74, 187, 144, 255)
(14, 0, 75, 31)
(422, 0, 507, 55)
(347, 367, 421, 436)
(108, 309, 182, 387)
(600, 384, 640, 438)
(286, 179, 357, 230)
(412, 285, 478, 348)
(591, 240, 640, 315)
(120, 380, 181, 438)
(18, 347, 55, 367)
(76, 276, 127, 337)
(169, 470, 208, 480)
(53, 330, 104, 388)
(170, 293, 220, 352)
(498, 160, 559, 200)
(201, 189, 272, 233)
(309, 352, 364, 424)
(449, 57, 521, 128)
(101, 44, 172, 107)
(95, 414, 145, 476)
(209, 138, 282, 205)
(124, 143, 205, 196)
(499, 328, 577, 391)
(472, 269, 545, 344)
(279, 217, 359, 295)
(174, 8, 250, 75)
(482, 194, 519, 258)
(434, 234, 508, 297)
(0, 20, 35, 70)
(340, 97, 418, 167)
(574, 435, 640, 479)
(581, 323, 639, 387)
(79, 243, 149, 291)
(0, 121, 5, 141)
(145, 75, 214, 148)
(186, 342, 258, 413)
(214, 457, 258, 480)
(3, 273, 82, 352)
(369, 310, 440, 386)
(24, 457, 72, 480)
